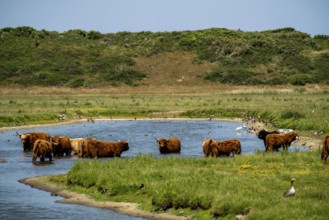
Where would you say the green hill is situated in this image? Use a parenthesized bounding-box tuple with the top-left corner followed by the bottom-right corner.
(1, 26, 329, 87)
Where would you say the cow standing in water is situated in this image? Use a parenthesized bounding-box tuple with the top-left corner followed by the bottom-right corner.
(17, 132, 51, 151)
(52, 136, 72, 156)
(32, 139, 53, 162)
(156, 138, 181, 153)
(202, 139, 241, 157)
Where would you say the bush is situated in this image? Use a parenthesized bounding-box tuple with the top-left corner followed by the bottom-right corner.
(19, 71, 67, 86)
(287, 74, 312, 86)
(87, 31, 103, 40)
(280, 110, 305, 119)
(204, 67, 256, 85)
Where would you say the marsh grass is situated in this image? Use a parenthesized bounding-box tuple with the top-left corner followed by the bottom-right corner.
(1, 88, 329, 135)
(50, 150, 329, 219)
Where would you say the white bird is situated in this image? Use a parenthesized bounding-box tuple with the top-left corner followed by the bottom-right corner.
(283, 178, 296, 197)
(236, 124, 247, 132)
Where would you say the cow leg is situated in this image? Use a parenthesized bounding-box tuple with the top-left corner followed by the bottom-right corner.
(324, 153, 328, 163)
(282, 144, 287, 151)
(322, 150, 328, 163)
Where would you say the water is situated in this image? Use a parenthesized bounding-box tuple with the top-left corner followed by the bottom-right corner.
(0, 119, 308, 219)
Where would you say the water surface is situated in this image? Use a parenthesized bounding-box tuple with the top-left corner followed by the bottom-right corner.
(0, 119, 307, 219)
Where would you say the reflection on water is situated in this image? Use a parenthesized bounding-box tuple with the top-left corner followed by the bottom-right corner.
(0, 120, 308, 219)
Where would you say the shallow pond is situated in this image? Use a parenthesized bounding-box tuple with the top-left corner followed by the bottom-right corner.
(0, 119, 308, 219)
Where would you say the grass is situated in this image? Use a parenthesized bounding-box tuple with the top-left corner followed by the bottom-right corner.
(50, 150, 329, 219)
(1, 86, 328, 136)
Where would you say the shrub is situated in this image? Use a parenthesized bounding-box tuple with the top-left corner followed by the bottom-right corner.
(287, 74, 312, 86)
(204, 67, 255, 85)
(87, 31, 103, 40)
(280, 110, 305, 119)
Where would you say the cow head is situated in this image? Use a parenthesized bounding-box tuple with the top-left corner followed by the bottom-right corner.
(18, 133, 30, 144)
(257, 129, 267, 139)
(51, 136, 61, 146)
(118, 141, 129, 151)
(157, 138, 168, 149)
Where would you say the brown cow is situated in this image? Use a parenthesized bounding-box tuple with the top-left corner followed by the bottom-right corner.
(217, 139, 241, 156)
(202, 139, 219, 157)
(52, 136, 71, 156)
(32, 139, 53, 162)
(203, 139, 241, 157)
(257, 129, 279, 147)
(156, 138, 181, 153)
(79, 139, 129, 158)
(17, 132, 51, 151)
(265, 132, 299, 151)
(321, 135, 329, 163)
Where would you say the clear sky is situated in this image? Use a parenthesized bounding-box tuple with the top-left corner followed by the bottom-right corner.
(0, 0, 328, 36)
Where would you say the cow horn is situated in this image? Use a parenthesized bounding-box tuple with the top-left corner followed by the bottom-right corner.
(16, 131, 20, 136)
(155, 138, 159, 141)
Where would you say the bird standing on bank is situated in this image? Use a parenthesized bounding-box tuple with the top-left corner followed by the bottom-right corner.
(283, 178, 296, 197)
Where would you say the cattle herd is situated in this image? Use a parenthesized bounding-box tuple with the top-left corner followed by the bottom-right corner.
(16, 128, 329, 164)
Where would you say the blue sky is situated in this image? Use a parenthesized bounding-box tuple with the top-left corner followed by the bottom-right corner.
(0, 0, 328, 35)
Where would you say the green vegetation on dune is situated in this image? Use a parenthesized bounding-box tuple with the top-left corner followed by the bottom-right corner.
(1, 26, 329, 87)
(50, 151, 328, 219)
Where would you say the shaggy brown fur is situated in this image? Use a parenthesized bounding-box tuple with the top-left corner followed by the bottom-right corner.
(202, 139, 219, 157)
(32, 139, 53, 162)
(217, 139, 242, 156)
(52, 136, 71, 156)
(321, 135, 329, 163)
(78, 139, 129, 158)
(265, 132, 299, 151)
(257, 129, 279, 147)
(18, 132, 51, 151)
(156, 138, 181, 153)
(203, 139, 241, 157)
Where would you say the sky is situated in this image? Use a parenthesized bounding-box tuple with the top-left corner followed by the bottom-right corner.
(0, 0, 328, 36)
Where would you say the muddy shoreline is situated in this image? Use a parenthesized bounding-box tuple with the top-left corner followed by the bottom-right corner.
(19, 176, 187, 220)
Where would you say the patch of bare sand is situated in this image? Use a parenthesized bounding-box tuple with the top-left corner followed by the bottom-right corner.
(19, 176, 188, 220)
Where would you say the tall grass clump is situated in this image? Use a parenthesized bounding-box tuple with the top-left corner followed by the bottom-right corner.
(61, 151, 328, 219)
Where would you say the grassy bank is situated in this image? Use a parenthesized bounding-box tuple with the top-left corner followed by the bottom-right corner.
(1, 86, 328, 136)
(50, 151, 328, 219)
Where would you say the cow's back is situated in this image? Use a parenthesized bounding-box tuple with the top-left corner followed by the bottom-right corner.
(30, 132, 50, 145)
(168, 138, 181, 152)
